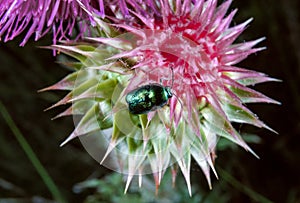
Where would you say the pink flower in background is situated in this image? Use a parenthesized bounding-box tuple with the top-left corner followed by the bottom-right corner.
(1, 0, 89, 45)
(0, 0, 149, 45)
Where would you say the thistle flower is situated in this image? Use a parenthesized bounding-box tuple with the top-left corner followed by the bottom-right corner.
(43, 0, 279, 195)
(0, 0, 140, 45)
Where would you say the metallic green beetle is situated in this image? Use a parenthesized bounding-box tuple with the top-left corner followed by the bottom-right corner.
(125, 84, 172, 115)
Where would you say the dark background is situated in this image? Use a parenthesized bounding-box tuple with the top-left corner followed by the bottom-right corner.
(0, 0, 299, 202)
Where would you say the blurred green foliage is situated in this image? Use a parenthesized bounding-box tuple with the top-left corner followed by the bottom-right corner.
(0, 0, 299, 202)
(74, 172, 203, 203)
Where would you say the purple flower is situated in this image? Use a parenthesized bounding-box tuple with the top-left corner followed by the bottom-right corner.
(0, 0, 136, 45)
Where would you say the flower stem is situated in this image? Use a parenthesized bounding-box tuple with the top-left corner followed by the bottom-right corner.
(0, 101, 66, 203)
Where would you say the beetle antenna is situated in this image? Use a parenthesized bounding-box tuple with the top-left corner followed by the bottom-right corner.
(159, 64, 174, 86)
(171, 66, 174, 88)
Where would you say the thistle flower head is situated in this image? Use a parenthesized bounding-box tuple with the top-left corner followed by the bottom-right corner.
(0, 0, 138, 45)
(43, 0, 280, 195)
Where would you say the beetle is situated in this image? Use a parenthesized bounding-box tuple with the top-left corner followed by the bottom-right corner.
(125, 67, 175, 115)
(125, 84, 172, 114)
